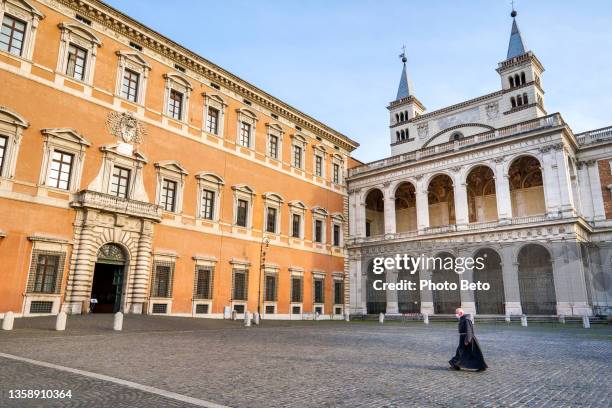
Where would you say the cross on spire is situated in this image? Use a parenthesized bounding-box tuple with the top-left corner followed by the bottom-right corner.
(399, 45, 407, 64)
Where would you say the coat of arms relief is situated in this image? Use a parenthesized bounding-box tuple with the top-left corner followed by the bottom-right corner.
(485, 102, 499, 120)
(105, 112, 147, 145)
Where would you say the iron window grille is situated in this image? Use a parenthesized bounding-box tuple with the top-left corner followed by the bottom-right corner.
(232, 269, 248, 300)
(193, 267, 214, 299)
(264, 274, 277, 302)
(291, 277, 303, 303)
(26, 251, 65, 294)
(29, 301, 53, 314)
(313, 278, 324, 304)
(150, 262, 174, 298)
(334, 280, 343, 305)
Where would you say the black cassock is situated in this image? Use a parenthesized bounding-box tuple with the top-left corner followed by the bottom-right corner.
(449, 315, 487, 371)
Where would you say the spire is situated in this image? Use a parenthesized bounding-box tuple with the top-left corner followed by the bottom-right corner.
(506, 8, 526, 59)
(396, 46, 413, 100)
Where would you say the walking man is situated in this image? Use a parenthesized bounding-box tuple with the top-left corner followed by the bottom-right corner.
(449, 308, 487, 371)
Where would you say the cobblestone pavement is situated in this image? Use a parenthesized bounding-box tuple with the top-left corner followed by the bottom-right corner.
(0, 315, 610, 408)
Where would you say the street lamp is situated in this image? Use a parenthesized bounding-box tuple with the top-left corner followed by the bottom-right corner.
(258, 236, 270, 317)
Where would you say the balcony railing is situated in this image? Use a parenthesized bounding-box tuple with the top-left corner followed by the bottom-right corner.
(576, 126, 612, 145)
(72, 190, 162, 221)
(349, 113, 564, 177)
(347, 213, 559, 245)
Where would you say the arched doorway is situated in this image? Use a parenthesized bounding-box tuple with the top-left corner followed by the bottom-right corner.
(365, 189, 384, 237)
(508, 156, 546, 217)
(518, 244, 556, 315)
(90, 243, 127, 313)
(366, 260, 386, 314)
(428, 175, 455, 227)
(397, 258, 420, 313)
(432, 252, 461, 314)
(473, 248, 505, 315)
(466, 166, 497, 223)
(395, 182, 417, 232)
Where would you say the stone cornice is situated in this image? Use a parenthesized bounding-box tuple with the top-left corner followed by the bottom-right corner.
(50, 0, 358, 151)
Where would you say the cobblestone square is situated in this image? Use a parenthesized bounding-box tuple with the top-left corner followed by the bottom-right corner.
(0, 316, 610, 408)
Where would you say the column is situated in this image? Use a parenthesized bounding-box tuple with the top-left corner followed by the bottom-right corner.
(348, 191, 358, 237)
(416, 178, 429, 232)
(419, 266, 434, 315)
(348, 251, 365, 314)
(551, 243, 592, 316)
(553, 145, 576, 217)
(453, 174, 469, 228)
(129, 219, 154, 314)
(576, 162, 594, 221)
(386, 268, 399, 314)
(494, 159, 512, 222)
(500, 245, 522, 315)
(586, 160, 606, 222)
(383, 192, 396, 236)
(355, 202, 366, 238)
(458, 249, 476, 315)
(540, 148, 561, 217)
(64, 220, 96, 314)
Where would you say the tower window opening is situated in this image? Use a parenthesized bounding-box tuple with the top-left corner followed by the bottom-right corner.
(514, 74, 520, 86)
(396, 131, 400, 141)
(399, 112, 405, 122)
(511, 97, 516, 108)
(523, 93, 528, 104)
(509, 76, 515, 88)
(395, 113, 399, 123)
(521, 72, 526, 85)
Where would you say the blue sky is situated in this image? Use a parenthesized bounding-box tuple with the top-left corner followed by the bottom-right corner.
(104, 0, 612, 163)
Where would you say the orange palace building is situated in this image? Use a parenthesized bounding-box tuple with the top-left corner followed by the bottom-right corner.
(0, 0, 359, 318)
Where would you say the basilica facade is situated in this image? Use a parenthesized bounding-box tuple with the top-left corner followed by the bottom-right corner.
(347, 12, 612, 317)
(0, 0, 358, 318)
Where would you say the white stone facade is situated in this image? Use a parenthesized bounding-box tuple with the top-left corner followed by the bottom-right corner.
(347, 18, 612, 317)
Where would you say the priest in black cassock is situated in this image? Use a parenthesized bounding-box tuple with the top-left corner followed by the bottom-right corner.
(449, 308, 488, 371)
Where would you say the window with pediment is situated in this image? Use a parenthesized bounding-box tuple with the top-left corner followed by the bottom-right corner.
(232, 184, 255, 228)
(163, 72, 192, 122)
(203, 93, 226, 136)
(236, 108, 257, 149)
(313, 145, 326, 178)
(288, 200, 307, 239)
(38, 128, 90, 192)
(155, 161, 188, 214)
(56, 23, 101, 84)
(0, 0, 44, 60)
(263, 192, 283, 235)
(312, 206, 328, 244)
(291, 133, 307, 169)
(0, 107, 28, 184)
(266, 123, 283, 160)
(115, 50, 150, 104)
(196, 172, 224, 221)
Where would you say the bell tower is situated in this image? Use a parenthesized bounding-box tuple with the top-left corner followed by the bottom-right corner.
(496, 8, 546, 117)
(388, 48, 425, 146)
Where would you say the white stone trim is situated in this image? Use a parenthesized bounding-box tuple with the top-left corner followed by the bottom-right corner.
(0, 106, 29, 188)
(232, 184, 255, 228)
(265, 122, 284, 160)
(312, 206, 328, 244)
(291, 133, 307, 169)
(0, 0, 44, 61)
(162, 72, 192, 122)
(202, 93, 226, 137)
(313, 144, 326, 178)
(195, 172, 224, 222)
(236, 108, 258, 149)
(114, 50, 150, 105)
(56, 22, 101, 85)
(38, 128, 90, 192)
(154, 160, 188, 214)
(262, 192, 283, 235)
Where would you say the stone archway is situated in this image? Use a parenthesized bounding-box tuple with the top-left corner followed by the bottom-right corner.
(518, 244, 556, 315)
(473, 248, 505, 315)
(90, 243, 127, 313)
(432, 252, 461, 314)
